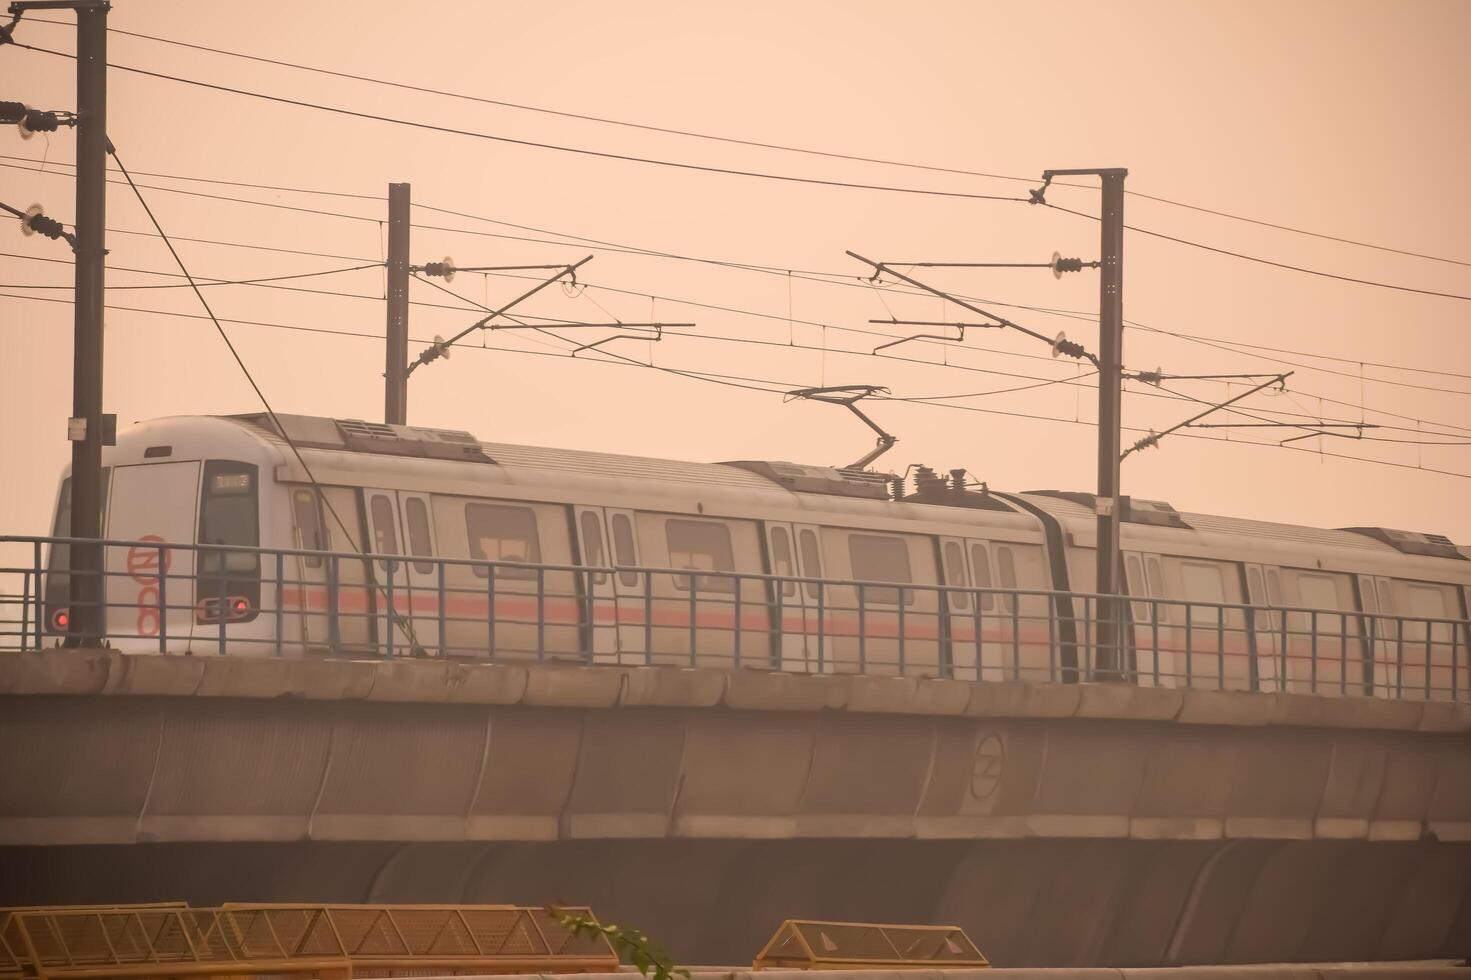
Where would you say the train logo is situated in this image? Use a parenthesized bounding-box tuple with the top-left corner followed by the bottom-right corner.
(125, 535, 171, 638)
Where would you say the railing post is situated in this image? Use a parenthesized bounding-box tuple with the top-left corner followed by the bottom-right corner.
(972, 587, 983, 683)
(1217, 606, 1225, 691)
(486, 564, 496, 660)
(437, 559, 447, 660)
(328, 553, 341, 656)
(1245, 605, 1257, 693)
(1340, 614, 1348, 696)
(217, 561, 227, 657)
(274, 551, 284, 658)
(733, 573, 742, 669)
(157, 542, 168, 656)
(1309, 610, 1318, 694)
(771, 573, 783, 668)
(1425, 628, 1433, 700)
(1151, 601, 1160, 687)
(897, 588, 907, 676)
(536, 566, 546, 660)
(385, 559, 395, 659)
(31, 539, 42, 652)
(1011, 594, 1020, 682)
(858, 583, 866, 674)
(1184, 604, 1193, 688)
(816, 580, 825, 673)
(643, 571, 652, 664)
(688, 575, 698, 667)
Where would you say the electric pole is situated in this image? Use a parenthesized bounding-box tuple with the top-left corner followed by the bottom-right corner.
(1095, 169, 1127, 678)
(1034, 167, 1127, 678)
(384, 182, 410, 426)
(66, 0, 110, 643)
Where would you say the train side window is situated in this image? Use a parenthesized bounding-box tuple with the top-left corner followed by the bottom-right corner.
(404, 497, 433, 574)
(292, 490, 326, 568)
(1405, 582, 1449, 643)
(944, 541, 970, 610)
(850, 533, 912, 606)
(996, 545, 1018, 613)
(467, 503, 540, 580)
(969, 543, 995, 611)
(770, 526, 796, 597)
(611, 513, 638, 587)
(798, 529, 823, 600)
(1146, 556, 1169, 624)
(1127, 555, 1149, 621)
(579, 512, 608, 585)
(1246, 566, 1270, 629)
(667, 519, 736, 594)
(368, 494, 399, 571)
(1180, 560, 1226, 626)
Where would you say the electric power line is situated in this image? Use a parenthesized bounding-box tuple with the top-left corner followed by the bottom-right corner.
(19, 16, 1471, 269)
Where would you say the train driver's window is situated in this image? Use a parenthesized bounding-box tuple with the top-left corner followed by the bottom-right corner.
(667, 519, 735, 593)
(292, 490, 326, 568)
(579, 512, 608, 585)
(611, 513, 638, 587)
(769, 526, 796, 597)
(466, 503, 540, 580)
(944, 541, 969, 610)
(969, 544, 995, 611)
(850, 534, 913, 606)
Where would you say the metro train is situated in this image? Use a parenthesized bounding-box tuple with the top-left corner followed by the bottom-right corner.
(38, 413, 1471, 699)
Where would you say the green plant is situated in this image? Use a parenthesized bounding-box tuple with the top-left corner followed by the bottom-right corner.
(550, 907, 690, 980)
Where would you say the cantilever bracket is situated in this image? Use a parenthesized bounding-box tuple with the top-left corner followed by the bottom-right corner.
(785, 384, 898, 470)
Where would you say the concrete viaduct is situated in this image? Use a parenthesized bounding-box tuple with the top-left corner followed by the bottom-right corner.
(1, 650, 1468, 969)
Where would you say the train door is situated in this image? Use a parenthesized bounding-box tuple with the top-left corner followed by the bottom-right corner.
(792, 524, 825, 672)
(605, 507, 648, 662)
(765, 522, 810, 671)
(1123, 551, 1158, 685)
(964, 539, 1004, 682)
(104, 461, 199, 649)
(574, 505, 618, 662)
(1244, 564, 1281, 691)
(363, 488, 437, 657)
(289, 486, 331, 650)
(939, 536, 976, 680)
(398, 491, 441, 655)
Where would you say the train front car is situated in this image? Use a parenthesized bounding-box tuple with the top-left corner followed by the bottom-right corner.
(43, 416, 287, 655)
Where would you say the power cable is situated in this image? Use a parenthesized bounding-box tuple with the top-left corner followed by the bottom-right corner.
(7, 288, 1468, 480)
(20, 17, 1471, 269)
(1043, 201, 1471, 303)
(9, 42, 1030, 204)
(12, 155, 1468, 390)
(0, 260, 380, 290)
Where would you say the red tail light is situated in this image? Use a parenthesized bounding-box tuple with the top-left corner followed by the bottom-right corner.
(51, 608, 70, 631)
(196, 595, 253, 623)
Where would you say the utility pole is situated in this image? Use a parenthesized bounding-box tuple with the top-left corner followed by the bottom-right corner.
(1094, 170, 1126, 679)
(67, 0, 109, 643)
(384, 182, 410, 426)
(1033, 167, 1127, 677)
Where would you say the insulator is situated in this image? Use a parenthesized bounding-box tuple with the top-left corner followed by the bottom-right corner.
(1052, 256, 1085, 274)
(21, 109, 60, 134)
(0, 102, 27, 124)
(23, 208, 67, 241)
(1054, 337, 1087, 360)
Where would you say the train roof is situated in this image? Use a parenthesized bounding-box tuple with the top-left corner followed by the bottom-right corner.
(204, 414, 1462, 561)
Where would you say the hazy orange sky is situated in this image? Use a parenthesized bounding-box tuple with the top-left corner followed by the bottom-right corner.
(2, 1, 1468, 544)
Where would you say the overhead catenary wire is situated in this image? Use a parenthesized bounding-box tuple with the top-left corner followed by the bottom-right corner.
(10, 154, 1469, 393)
(6, 243, 1466, 443)
(7, 288, 1467, 482)
(18, 16, 1471, 270)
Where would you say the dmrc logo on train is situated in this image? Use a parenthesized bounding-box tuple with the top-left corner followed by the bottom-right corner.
(125, 535, 171, 637)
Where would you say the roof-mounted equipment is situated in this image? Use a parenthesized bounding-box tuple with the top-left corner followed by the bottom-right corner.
(1339, 527, 1465, 561)
(721, 460, 895, 500)
(235, 414, 494, 463)
(1025, 490, 1193, 529)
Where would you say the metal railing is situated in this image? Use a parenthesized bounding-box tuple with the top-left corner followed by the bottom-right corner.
(1, 534, 1466, 701)
(0, 903, 615, 980)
